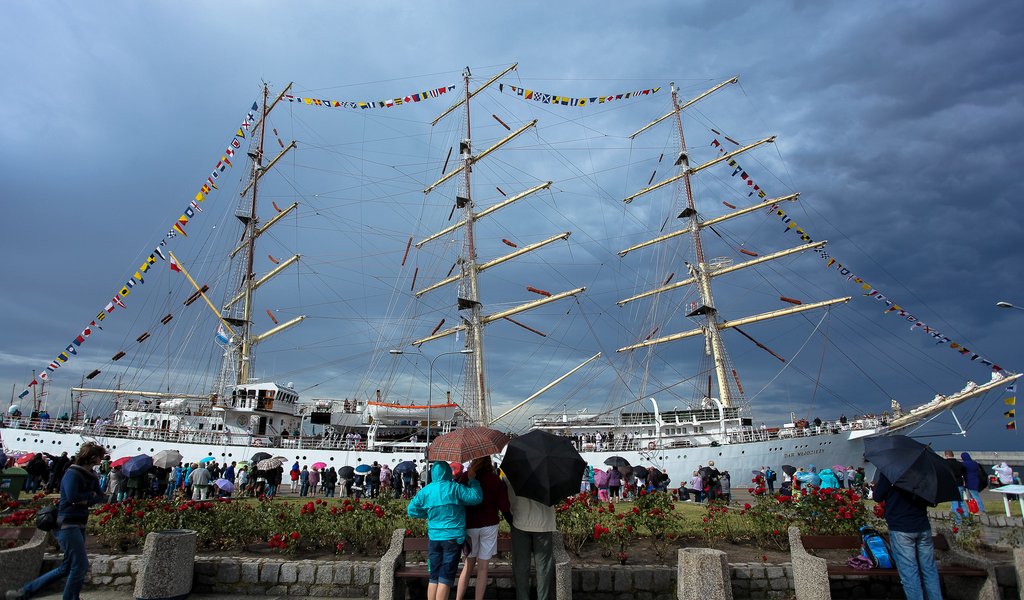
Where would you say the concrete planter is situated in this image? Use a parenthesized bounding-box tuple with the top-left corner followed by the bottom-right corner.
(0, 528, 48, 592)
(678, 547, 733, 600)
(134, 529, 197, 600)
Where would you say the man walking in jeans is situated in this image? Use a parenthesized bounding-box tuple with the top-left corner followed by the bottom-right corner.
(873, 473, 942, 600)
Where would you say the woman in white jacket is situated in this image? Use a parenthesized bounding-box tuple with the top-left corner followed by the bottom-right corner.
(994, 462, 1014, 485)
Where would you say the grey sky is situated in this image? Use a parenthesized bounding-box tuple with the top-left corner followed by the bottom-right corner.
(2, 2, 1022, 449)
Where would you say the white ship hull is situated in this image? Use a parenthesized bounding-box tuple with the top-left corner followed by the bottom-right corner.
(2, 422, 883, 479)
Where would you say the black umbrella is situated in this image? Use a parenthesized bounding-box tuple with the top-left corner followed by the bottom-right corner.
(863, 435, 961, 504)
(604, 456, 630, 468)
(632, 465, 649, 480)
(500, 430, 586, 506)
(394, 461, 417, 474)
(616, 465, 633, 478)
(781, 464, 796, 476)
(338, 466, 355, 478)
(251, 452, 272, 464)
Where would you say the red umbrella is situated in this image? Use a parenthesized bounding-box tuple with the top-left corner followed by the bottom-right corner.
(450, 462, 464, 476)
(110, 456, 132, 468)
(427, 427, 510, 463)
(15, 453, 35, 466)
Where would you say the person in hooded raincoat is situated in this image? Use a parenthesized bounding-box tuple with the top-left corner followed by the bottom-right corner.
(408, 461, 483, 600)
(818, 468, 840, 489)
(960, 452, 986, 513)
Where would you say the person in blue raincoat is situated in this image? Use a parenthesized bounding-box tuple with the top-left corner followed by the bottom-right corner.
(817, 468, 840, 489)
(795, 464, 821, 488)
(408, 461, 483, 600)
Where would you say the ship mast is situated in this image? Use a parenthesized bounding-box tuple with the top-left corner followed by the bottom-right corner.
(618, 77, 851, 409)
(236, 83, 270, 385)
(667, 82, 737, 407)
(417, 63, 585, 425)
(459, 67, 488, 425)
(214, 82, 303, 396)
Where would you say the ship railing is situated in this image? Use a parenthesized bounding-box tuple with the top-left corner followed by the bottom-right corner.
(0, 417, 94, 434)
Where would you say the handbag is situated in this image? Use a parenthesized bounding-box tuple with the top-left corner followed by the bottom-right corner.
(36, 503, 58, 531)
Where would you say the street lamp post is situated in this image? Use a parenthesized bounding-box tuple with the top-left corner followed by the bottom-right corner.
(997, 301, 1024, 311)
(389, 348, 474, 454)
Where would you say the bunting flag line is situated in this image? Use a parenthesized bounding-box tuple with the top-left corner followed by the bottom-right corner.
(1005, 409, 1015, 418)
(16, 101, 258, 400)
(1008, 422, 1017, 431)
(1006, 397, 1017, 406)
(283, 85, 456, 109)
(709, 136, 1009, 375)
(499, 83, 660, 106)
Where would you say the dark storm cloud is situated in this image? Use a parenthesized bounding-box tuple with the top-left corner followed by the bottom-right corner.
(1, 2, 1022, 447)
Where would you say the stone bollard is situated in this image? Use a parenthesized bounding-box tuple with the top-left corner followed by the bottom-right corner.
(678, 547, 733, 600)
(134, 529, 198, 600)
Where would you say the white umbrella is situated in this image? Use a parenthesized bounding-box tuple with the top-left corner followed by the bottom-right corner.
(153, 450, 183, 469)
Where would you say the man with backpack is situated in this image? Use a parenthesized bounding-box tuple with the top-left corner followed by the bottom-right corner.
(872, 473, 942, 600)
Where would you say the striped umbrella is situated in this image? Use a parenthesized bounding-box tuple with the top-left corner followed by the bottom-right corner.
(427, 427, 510, 463)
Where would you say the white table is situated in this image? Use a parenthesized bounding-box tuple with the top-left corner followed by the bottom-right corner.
(991, 484, 1024, 517)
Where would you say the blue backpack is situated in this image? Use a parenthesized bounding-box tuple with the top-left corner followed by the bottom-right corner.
(860, 526, 893, 569)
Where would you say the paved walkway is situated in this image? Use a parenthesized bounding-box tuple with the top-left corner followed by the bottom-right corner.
(30, 589, 368, 593)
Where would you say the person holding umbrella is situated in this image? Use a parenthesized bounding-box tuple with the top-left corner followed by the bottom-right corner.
(866, 435, 959, 600)
(454, 457, 510, 600)
(407, 461, 483, 600)
(500, 430, 584, 600)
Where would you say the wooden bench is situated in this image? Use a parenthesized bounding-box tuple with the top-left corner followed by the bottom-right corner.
(379, 529, 571, 600)
(788, 526, 998, 600)
(394, 535, 517, 580)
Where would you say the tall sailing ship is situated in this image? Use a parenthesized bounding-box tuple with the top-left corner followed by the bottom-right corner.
(2, 67, 1017, 480)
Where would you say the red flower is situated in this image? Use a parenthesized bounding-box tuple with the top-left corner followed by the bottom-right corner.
(952, 526, 959, 534)
(743, 503, 751, 510)
(290, 531, 300, 540)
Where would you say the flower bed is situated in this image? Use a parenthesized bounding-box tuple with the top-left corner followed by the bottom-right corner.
(87, 495, 425, 555)
(0, 492, 53, 548)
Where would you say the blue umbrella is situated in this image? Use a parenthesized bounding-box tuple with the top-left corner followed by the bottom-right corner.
(199, 456, 216, 463)
(394, 460, 417, 474)
(355, 464, 372, 474)
(122, 454, 154, 478)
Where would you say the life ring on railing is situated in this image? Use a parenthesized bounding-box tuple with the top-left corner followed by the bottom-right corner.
(253, 438, 263, 447)
(356, 442, 366, 451)
(647, 441, 657, 450)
